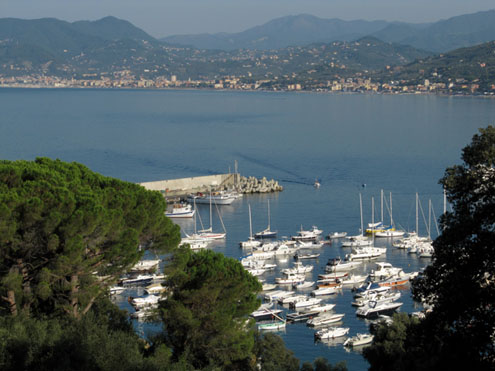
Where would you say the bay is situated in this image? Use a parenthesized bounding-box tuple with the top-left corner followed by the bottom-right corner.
(1, 88, 494, 370)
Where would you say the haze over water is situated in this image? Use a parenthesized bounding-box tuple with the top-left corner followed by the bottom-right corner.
(1, 88, 494, 369)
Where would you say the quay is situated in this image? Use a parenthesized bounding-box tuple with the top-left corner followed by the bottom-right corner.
(139, 173, 283, 199)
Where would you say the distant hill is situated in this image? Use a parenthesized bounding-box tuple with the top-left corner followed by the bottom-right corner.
(0, 16, 158, 58)
(373, 40, 495, 90)
(161, 10, 495, 53)
(161, 14, 391, 50)
(374, 10, 495, 52)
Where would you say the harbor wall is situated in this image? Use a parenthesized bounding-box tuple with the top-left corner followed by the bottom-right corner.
(139, 173, 238, 197)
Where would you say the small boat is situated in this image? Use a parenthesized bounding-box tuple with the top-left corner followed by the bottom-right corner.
(286, 310, 320, 322)
(130, 259, 160, 273)
(165, 203, 195, 218)
(300, 303, 336, 313)
(145, 283, 166, 295)
(314, 326, 350, 339)
(289, 297, 322, 309)
(129, 294, 160, 309)
(314, 179, 321, 189)
(355, 300, 403, 318)
(294, 252, 320, 260)
(275, 272, 306, 285)
(109, 286, 125, 295)
(262, 283, 277, 291)
(282, 261, 313, 275)
(306, 313, 345, 327)
(187, 191, 236, 205)
(311, 284, 342, 296)
(325, 257, 362, 273)
(293, 281, 315, 290)
(328, 232, 347, 239)
(278, 294, 307, 305)
(120, 274, 155, 286)
(343, 333, 374, 347)
(250, 308, 284, 321)
(130, 307, 156, 319)
(264, 290, 295, 302)
(292, 225, 323, 241)
(257, 320, 286, 331)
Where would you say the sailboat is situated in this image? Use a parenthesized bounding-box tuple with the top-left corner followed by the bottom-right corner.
(196, 192, 227, 239)
(375, 192, 405, 237)
(255, 200, 277, 238)
(240, 204, 262, 248)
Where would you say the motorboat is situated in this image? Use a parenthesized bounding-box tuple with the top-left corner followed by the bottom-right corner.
(145, 282, 167, 295)
(343, 333, 374, 347)
(109, 286, 125, 295)
(165, 203, 195, 218)
(328, 231, 347, 239)
(282, 261, 313, 275)
(325, 257, 362, 272)
(294, 252, 320, 260)
(289, 297, 322, 309)
(292, 225, 323, 241)
(369, 262, 404, 282)
(295, 240, 323, 249)
(311, 283, 342, 296)
(275, 272, 306, 285)
(187, 191, 236, 205)
(278, 294, 308, 305)
(257, 320, 286, 331)
(129, 294, 160, 309)
(293, 281, 315, 290)
(339, 274, 368, 287)
(300, 303, 336, 313)
(356, 300, 403, 318)
(286, 310, 320, 322)
(262, 283, 277, 291)
(353, 282, 390, 299)
(130, 259, 160, 273)
(341, 235, 373, 247)
(352, 290, 401, 307)
(264, 290, 295, 302)
(306, 313, 345, 327)
(250, 307, 284, 321)
(314, 326, 350, 339)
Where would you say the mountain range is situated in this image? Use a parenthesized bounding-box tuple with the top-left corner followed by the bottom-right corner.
(161, 10, 495, 53)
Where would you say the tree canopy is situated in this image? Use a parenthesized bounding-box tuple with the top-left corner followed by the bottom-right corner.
(158, 248, 262, 370)
(364, 126, 495, 370)
(0, 158, 180, 319)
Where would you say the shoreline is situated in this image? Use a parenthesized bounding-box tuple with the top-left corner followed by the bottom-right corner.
(0, 84, 493, 98)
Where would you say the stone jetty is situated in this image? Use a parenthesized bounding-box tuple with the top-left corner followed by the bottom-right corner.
(231, 176, 283, 194)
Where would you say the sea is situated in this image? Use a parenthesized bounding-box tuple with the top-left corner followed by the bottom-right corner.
(1, 88, 494, 370)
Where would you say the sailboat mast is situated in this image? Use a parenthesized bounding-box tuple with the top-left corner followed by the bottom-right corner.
(249, 204, 253, 238)
(416, 193, 419, 235)
(359, 193, 364, 236)
(372, 196, 375, 243)
(210, 190, 213, 231)
(380, 189, 384, 224)
(390, 192, 393, 226)
(268, 200, 271, 230)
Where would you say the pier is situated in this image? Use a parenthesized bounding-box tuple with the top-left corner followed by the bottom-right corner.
(139, 173, 283, 199)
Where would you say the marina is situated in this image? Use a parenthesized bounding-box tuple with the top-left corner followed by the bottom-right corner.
(2, 88, 494, 370)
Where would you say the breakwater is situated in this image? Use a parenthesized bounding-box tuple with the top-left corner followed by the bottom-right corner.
(139, 173, 282, 198)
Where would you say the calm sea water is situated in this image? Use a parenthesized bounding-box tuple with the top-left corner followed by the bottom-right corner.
(1, 88, 494, 370)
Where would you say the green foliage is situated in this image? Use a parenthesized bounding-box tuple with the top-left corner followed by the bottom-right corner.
(365, 126, 495, 370)
(253, 332, 299, 371)
(0, 158, 180, 319)
(0, 297, 167, 371)
(159, 248, 262, 369)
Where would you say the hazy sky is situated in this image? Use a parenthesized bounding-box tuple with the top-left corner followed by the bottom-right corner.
(1, 0, 494, 38)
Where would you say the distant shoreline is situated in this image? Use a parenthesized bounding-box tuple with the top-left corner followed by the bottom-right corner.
(1, 84, 494, 98)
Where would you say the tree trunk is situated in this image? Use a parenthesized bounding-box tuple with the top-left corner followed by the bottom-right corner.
(70, 274, 79, 319)
(5, 290, 17, 316)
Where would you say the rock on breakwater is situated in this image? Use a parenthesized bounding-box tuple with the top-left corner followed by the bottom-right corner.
(233, 176, 283, 194)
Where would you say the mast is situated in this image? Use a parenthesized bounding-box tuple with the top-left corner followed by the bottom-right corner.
(416, 193, 419, 235)
(390, 192, 393, 227)
(372, 196, 375, 244)
(428, 199, 432, 239)
(249, 204, 253, 238)
(380, 189, 384, 224)
(359, 193, 364, 236)
(209, 190, 213, 232)
(267, 200, 271, 231)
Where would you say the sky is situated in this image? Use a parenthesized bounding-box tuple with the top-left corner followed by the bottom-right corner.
(1, 0, 494, 38)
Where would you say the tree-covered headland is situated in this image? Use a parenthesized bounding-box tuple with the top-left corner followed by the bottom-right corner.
(364, 126, 495, 370)
(0, 157, 345, 371)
